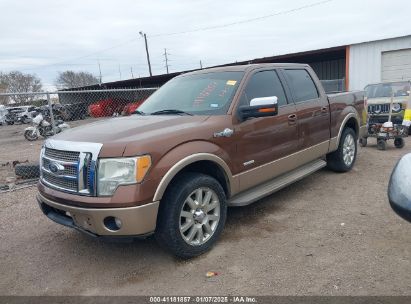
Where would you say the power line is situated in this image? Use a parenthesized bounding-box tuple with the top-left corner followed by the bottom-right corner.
(150, 0, 334, 38)
(8, 0, 333, 71)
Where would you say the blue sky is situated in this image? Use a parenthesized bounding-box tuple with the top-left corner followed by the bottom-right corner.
(0, 0, 410, 90)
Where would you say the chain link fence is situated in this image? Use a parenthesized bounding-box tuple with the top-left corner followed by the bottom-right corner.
(0, 88, 157, 193)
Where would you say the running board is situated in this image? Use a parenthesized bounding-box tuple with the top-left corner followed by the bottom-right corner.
(228, 159, 327, 207)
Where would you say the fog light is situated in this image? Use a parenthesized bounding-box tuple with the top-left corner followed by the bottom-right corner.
(103, 216, 122, 231)
(115, 217, 122, 229)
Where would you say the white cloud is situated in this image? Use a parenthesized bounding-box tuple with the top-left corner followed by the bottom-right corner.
(0, 0, 410, 89)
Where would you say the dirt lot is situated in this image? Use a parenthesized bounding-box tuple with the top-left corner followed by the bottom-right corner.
(0, 131, 410, 296)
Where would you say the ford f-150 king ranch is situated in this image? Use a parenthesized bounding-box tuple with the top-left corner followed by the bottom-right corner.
(37, 63, 365, 258)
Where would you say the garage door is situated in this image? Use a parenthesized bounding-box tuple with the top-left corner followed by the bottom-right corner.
(381, 48, 411, 82)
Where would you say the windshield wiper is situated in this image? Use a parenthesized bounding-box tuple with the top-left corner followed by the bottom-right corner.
(150, 109, 193, 116)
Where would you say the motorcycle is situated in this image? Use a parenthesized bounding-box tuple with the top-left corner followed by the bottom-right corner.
(24, 113, 70, 141)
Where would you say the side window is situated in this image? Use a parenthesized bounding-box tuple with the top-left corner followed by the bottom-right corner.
(283, 69, 319, 103)
(244, 70, 288, 107)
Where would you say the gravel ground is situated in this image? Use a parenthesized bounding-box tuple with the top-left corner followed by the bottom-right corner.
(0, 136, 410, 296)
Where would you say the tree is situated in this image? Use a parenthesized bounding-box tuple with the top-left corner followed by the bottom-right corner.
(0, 71, 42, 104)
(0, 73, 8, 105)
(55, 71, 99, 89)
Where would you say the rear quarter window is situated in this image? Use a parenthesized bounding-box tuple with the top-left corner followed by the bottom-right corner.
(283, 69, 319, 103)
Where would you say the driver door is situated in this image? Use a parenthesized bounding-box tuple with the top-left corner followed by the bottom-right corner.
(232, 69, 299, 191)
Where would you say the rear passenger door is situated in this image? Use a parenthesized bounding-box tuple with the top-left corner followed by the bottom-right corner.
(282, 68, 330, 151)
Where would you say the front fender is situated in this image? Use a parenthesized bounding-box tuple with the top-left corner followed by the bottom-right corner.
(148, 141, 236, 202)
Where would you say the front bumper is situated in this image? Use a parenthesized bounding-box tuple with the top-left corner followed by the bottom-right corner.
(37, 193, 159, 237)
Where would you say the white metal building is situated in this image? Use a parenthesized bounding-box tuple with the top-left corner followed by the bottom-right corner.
(349, 35, 411, 90)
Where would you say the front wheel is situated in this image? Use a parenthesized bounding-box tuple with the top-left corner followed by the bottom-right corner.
(155, 173, 227, 259)
(327, 127, 357, 172)
(359, 137, 367, 147)
(24, 129, 38, 141)
(377, 139, 387, 150)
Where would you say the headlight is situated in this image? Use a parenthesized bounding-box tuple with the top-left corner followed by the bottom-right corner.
(392, 103, 402, 112)
(97, 155, 151, 196)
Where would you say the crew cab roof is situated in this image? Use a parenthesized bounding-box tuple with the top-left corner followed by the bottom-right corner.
(181, 63, 311, 76)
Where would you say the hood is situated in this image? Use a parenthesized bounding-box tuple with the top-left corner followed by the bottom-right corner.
(53, 114, 210, 147)
(367, 96, 410, 105)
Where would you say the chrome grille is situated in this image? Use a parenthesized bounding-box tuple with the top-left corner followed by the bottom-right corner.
(41, 140, 102, 196)
(42, 158, 78, 176)
(42, 171, 78, 192)
(368, 104, 391, 114)
(45, 147, 80, 162)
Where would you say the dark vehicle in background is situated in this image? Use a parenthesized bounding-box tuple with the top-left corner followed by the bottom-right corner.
(5, 107, 29, 124)
(60, 103, 88, 121)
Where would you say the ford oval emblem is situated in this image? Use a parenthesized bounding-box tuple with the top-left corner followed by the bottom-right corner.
(49, 162, 64, 174)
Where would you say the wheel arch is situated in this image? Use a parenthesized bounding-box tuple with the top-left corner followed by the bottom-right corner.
(330, 112, 360, 152)
(153, 153, 234, 202)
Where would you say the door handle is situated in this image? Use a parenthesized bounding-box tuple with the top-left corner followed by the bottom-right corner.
(288, 114, 297, 124)
(321, 106, 328, 113)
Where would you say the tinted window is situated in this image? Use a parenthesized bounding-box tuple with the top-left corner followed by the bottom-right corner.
(284, 69, 319, 102)
(244, 70, 287, 106)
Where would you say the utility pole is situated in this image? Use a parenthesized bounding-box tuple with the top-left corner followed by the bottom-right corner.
(130, 67, 134, 78)
(139, 31, 152, 76)
(163, 48, 170, 74)
(200, 60, 203, 69)
(118, 64, 122, 80)
(97, 60, 102, 84)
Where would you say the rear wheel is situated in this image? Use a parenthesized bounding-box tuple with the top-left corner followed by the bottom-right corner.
(155, 173, 227, 259)
(394, 138, 405, 149)
(326, 127, 357, 172)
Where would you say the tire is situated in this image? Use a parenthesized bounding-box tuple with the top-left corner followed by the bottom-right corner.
(359, 137, 368, 147)
(155, 172, 227, 259)
(377, 139, 386, 150)
(24, 129, 38, 141)
(6, 121, 14, 125)
(326, 127, 357, 172)
(15, 163, 40, 179)
(394, 138, 405, 149)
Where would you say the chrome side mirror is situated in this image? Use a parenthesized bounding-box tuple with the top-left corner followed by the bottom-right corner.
(388, 153, 411, 222)
(239, 96, 278, 120)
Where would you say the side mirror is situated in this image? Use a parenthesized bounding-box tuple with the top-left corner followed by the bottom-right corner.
(388, 153, 411, 223)
(239, 96, 278, 120)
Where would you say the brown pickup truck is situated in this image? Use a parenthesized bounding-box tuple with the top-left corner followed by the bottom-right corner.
(37, 63, 365, 258)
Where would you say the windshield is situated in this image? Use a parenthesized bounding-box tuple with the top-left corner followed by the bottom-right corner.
(365, 82, 410, 98)
(138, 71, 243, 115)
